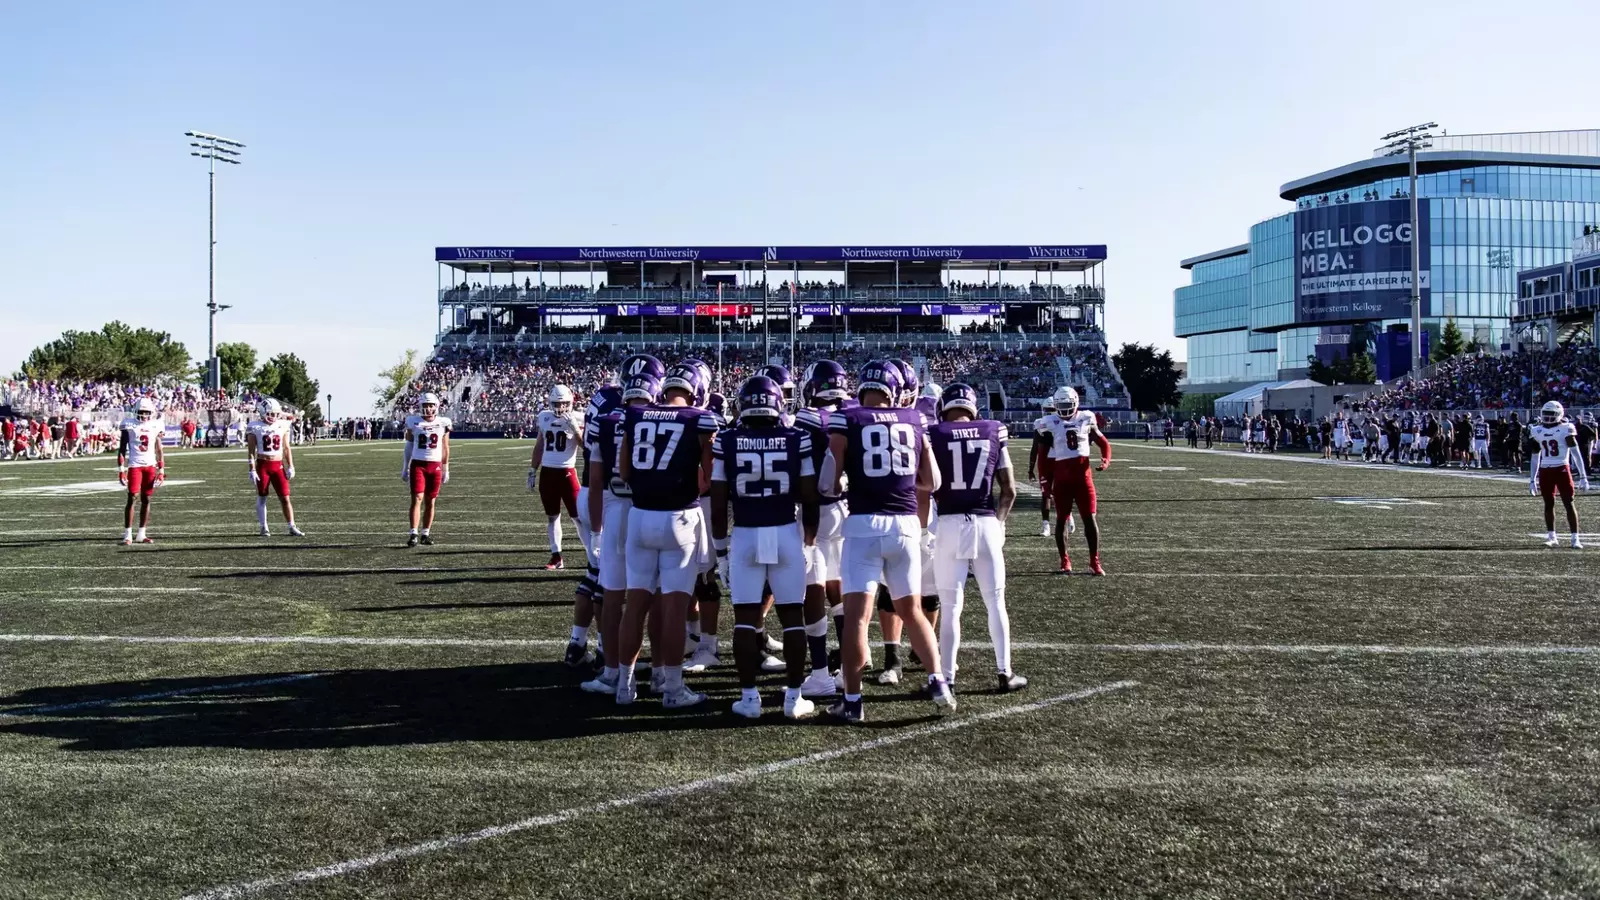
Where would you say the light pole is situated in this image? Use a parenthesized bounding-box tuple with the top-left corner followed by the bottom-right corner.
(1380, 122, 1438, 375)
(186, 131, 245, 391)
(326, 393, 332, 429)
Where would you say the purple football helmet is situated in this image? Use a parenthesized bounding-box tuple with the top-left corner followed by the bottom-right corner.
(663, 359, 710, 405)
(891, 358, 919, 407)
(857, 359, 905, 404)
(738, 376, 784, 422)
(803, 360, 849, 405)
(621, 372, 662, 404)
(707, 391, 727, 420)
(939, 383, 979, 418)
(620, 353, 666, 383)
(587, 384, 625, 420)
(760, 365, 795, 406)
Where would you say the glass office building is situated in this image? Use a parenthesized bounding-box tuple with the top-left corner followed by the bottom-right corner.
(1175, 130, 1600, 386)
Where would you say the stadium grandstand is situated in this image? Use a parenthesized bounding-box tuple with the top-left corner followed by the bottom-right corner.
(409, 244, 1125, 431)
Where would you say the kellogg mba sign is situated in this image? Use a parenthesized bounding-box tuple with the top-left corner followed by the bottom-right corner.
(1294, 198, 1429, 325)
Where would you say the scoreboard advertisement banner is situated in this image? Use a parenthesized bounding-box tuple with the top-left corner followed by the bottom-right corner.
(539, 303, 1003, 317)
(438, 245, 1107, 264)
(1295, 199, 1430, 325)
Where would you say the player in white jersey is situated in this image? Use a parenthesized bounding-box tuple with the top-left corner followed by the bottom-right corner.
(1332, 415, 1349, 460)
(1528, 401, 1588, 549)
(117, 398, 166, 544)
(1470, 415, 1491, 468)
(402, 393, 452, 547)
(1045, 386, 1111, 575)
(245, 399, 305, 537)
(529, 385, 584, 570)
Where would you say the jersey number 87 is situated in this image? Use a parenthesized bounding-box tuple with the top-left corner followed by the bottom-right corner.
(861, 423, 916, 477)
(631, 421, 684, 470)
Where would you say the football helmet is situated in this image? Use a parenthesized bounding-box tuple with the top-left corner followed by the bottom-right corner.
(661, 361, 709, 405)
(1541, 400, 1564, 425)
(802, 360, 849, 404)
(134, 398, 156, 421)
(707, 391, 727, 420)
(891, 359, 919, 407)
(419, 392, 441, 418)
(621, 372, 662, 404)
(1052, 386, 1080, 417)
(761, 365, 796, 407)
(921, 382, 942, 400)
(939, 383, 979, 418)
(548, 384, 574, 414)
(1042, 397, 1056, 413)
(620, 353, 666, 383)
(259, 398, 282, 422)
(858, 359, 905, 404)
(588, 384, 624, 419)
(738, 376, 784, 422)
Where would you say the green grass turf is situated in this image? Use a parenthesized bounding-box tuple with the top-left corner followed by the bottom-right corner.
(1, 438, 1598, 899)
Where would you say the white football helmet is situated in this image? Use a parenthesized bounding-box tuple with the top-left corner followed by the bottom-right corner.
(1042, 398, 1056, 413)
(1052, 386, 1080, 417)
(259, 398, 282, 422)
(1541, 400, 1564, 426)
(134, 398, 156, 421)
(920, 382, 941, 400)
(548, 384, 574, 414)
(419, 392, 441, 418)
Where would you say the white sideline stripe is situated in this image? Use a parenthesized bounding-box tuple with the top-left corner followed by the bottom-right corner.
(2, 633, 1598, 657)
(177, 679, 1138, 900)
(0, 447, 246, 466)
(1119, 442, 1531, 484)
(0, 673, 321, 718)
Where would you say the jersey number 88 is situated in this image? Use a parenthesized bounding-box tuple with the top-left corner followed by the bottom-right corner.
(861, 423, 916, 477)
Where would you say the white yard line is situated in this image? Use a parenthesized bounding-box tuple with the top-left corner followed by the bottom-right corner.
(177, 679, 1138, 900)
(0, 673, 321, 718)
(2, 633, 1598, 657)
(1117, 442, 1531, 484)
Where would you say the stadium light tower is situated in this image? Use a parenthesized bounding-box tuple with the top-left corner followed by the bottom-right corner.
(1379, 122, 1438, 375)
(186, 131, 245, 392)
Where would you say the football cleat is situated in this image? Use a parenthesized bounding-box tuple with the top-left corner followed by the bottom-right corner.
(930, 680, 957, 714)
(259, 527, 272, 537)
(1574, 536, 1585, 550)
(662, 685, 707, 709)
(120, 537, 133, 546)
(406, 534, 419, 548)
(287, 525, 306, 537)
(614, 676, 638, 706)
(1545, 536, 1560, 548)
(998, 672, 1029, 693)
(580, 671, 618, 694)
(827, 697, 865, 724)
(731, 696, 763, 719)
(563, 642, 591, 668)
(1039, 519, 1051, 537)
(684, 646, 719, 673)
(800, 668, 838, 698)
(1089, 557, 1105, 576)
(764, 634, 784, 655)
(876, 665, 902, 686)
(419, 534, 434, 546)
(760, 654, 787, 673)
(649, 669, 666, 694)
(784, 695, 816, 719)
(546, 552, 564, 571)
(1057, 556, 1072, 575)
(138, 536, 154, 544)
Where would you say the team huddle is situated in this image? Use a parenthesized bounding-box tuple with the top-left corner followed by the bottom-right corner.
(478, 353, 1113, 723)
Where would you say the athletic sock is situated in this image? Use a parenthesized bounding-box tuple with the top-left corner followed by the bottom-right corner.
(741, 687, 760, 704)
(844, 693, 861, 703)
(570, 625, 588, 644)
(807, 633, 828, 672)
(883, 642, 902, 669)
(421, 528, 430, 536)
(701, 633, 718, 656)
(784, 686, 801, 703)
(547, 517, 562, 553)
(136, 528, 147, 540)
(409, 528, 418, 536)
(122, 528, 133, 540)
(256, 497, 268, 529)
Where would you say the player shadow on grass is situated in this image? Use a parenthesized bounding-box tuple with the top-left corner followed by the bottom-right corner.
(345, 598, 574, 612)
(189, 566, 567, 580)
(0, 664, 932, 750)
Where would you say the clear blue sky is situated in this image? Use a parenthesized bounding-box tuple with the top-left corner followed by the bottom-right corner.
(3, 0, 1595, 411)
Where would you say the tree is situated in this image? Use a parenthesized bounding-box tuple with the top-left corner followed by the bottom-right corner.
(1110, 343, 1182, 411)
(206, 342, 259, 394)
(1178, 392, 1223, 418)
(19, 322, 190, 383)
(1433, 320, 1465, 362)
(371, 349, 420, 413)
(259, 352, 321, 422)
(1307, 352, 1377, 386)
(1344, 352, 1376, 385)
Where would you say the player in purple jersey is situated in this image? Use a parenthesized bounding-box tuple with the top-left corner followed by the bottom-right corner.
(615, 361, 718, 708)
(929, 384, 1025, 693)
(794, 360, 856, 696)
(710, 375, 819, 719)
(824, 360, 954, 722)
(580, 371, 659, 696)
(914, 382, 941, 423)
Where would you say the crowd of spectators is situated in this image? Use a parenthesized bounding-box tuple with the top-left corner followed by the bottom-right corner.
(395, 337, 1127, 428)
(1355, 345, 1600, 411)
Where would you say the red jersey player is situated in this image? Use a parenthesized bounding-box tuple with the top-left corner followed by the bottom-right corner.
(1529, 401, 1588, 549)
(1044, 386, 1111, 575)
(528, 384, 583, 569)
(246, 399, 305, 537)
(117, 399, 166, 544)
(403, 392, 452, 546)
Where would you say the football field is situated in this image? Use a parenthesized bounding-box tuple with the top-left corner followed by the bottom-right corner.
(2, 438, 1598, 900)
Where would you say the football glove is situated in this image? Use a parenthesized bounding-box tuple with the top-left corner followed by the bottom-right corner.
(248, 467, 259, 485)
(527, 469, 538, 492)
(154, 468, 166, 487)
(117, 466, 128, 486)
(286, 466, 295, 480)
(442, 466, 450, 485)
(1530, 479, 1540, 496)
(401, 468, 411, 482)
